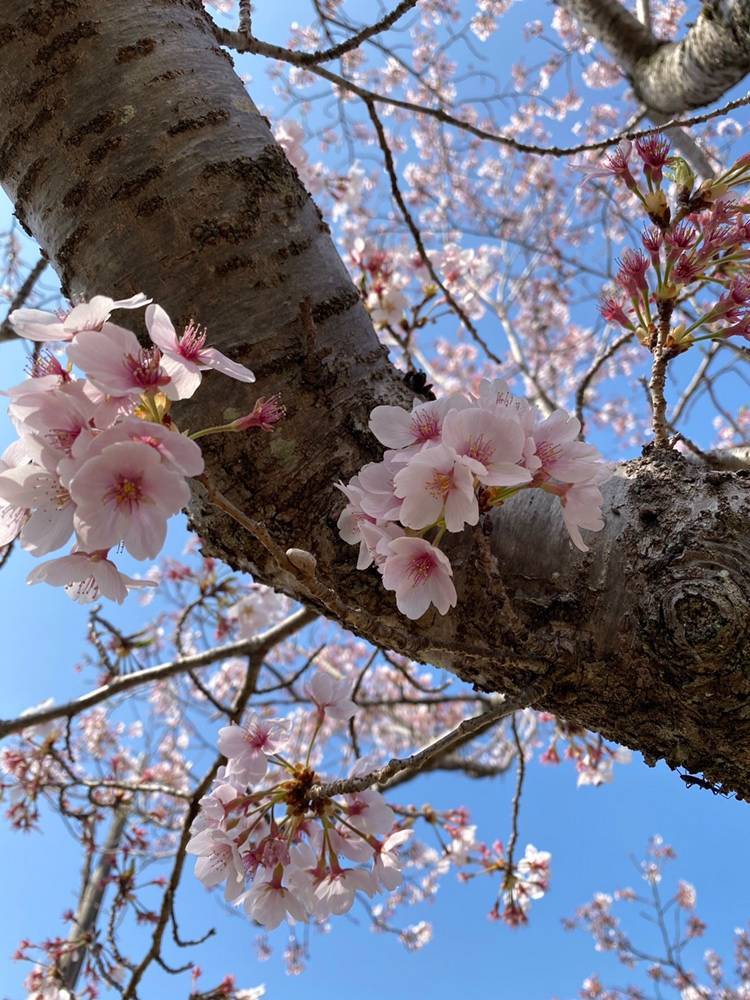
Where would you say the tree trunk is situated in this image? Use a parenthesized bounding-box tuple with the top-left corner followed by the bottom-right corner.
(1, 0, 749, 796)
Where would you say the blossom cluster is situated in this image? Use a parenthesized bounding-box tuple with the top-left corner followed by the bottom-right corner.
(592, 139, 750, 350)
(0, 294, 282, 604)
(336, 379, 610, 619)
(187, 670, 412, 930)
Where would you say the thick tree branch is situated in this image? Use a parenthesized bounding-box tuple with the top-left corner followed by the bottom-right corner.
(561, 0, 750, 115)
(1, 0, 749, 802)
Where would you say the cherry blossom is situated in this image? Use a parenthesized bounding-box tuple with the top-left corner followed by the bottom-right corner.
(372, 830, 413, 891)
(369, 396, 466, 455)
(339, 384, 610, 615)
(67, 323, 194, 400)
(69, 441, 191, 559)
(218, 717, 291, 785)
(306, 669, 357, 721)
(441, 408, 531, 487)
(186, 828, 246, 902)
(382, 536, 457, 619)
(0, 463, 75, 556)
(393, 443, 479, 531)
(145, 304, 255, 393)
(526, 411, 608, 485)
(9, 293, 150, 342)
(244, 871, 307, 929)
(26, 550, 155, 604)
(314, 867, 377, 916)
(559, 475, 610, 553)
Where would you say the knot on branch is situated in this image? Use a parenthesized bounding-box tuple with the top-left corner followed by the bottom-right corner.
(648, 541, 750, 668)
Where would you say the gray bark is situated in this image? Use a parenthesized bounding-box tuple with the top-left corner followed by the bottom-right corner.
(561, 0, 750, 114)
(60, 807, 130, 991)
(0, 1, 749, 796)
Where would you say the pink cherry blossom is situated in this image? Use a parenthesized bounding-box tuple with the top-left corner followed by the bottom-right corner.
(517, 844, 551, 899)
(9, 292, 150, 342)
(0, 441, 29, 547)
(186, 827, 246, 902)
(146, 304, 255, 394)
(286, 842, 327, 913)
(335, 475, 378, 569)
(218, 717, 291, 785)
(69, 441, 191, 559)
(372, 829, 413, 890)
(306, 669, 357, 721)
(526, 410, 609, 484)
(26, 550, 155, 604)
(61, 417, 204, 482)
(358, 520, 405, 569)
(357, 452, 403, 521)
(343, 785, 395, 836)
(67, 324, 195, 401)
(244, 870, 307, 928)
(0, 463, 74, 556)
(366, 286, 409, 327)
(9, 382, 96, 458)
(559, 477, 608, 552)
(441, 408, 531, 487)
(327, 826, 374, 863)
(382, 537, 457, 619)
(393, 443, 479, 532)
(369, 395, 466, 455)
(314, 867, 376, 916)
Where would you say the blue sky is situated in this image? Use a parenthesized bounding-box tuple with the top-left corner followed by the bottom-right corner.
(1, 2, 749, 998)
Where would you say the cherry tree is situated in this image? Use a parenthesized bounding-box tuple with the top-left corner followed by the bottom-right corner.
(0, 0, 748, 997)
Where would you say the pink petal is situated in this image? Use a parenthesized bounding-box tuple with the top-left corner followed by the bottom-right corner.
(200, 347, 256, 383)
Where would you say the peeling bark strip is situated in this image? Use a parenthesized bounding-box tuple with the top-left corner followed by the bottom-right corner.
(562, 0, 750, 114)
(0, 1, 749, 794)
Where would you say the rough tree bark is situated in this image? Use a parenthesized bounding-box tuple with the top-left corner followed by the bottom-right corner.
(0, 1, 748, 795)
(561, 0, 750, 114)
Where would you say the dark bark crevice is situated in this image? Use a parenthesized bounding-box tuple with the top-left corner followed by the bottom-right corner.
(0, 0, 749, 797)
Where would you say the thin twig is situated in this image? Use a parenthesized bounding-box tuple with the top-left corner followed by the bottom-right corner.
(364, 98, 503, 363)
(253, 1, 419, 66)
(0, 255, 48, 342)
(576, 330, 634, 433)
(123, 651, 267, 996)
(504, 714, 526, 880)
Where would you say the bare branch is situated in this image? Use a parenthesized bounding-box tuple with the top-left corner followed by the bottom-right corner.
(0, 254, 48, 342)
(239, 1, 420, 66)
(364, 98, 503, 365)
(0, 608, 316, 740)
(310, 696, 526, 798)
(60, 806, 130, 992)
(213, 21, 750, 158)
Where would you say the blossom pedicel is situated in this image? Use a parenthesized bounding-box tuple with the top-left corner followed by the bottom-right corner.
(0, 294, 277, 604)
